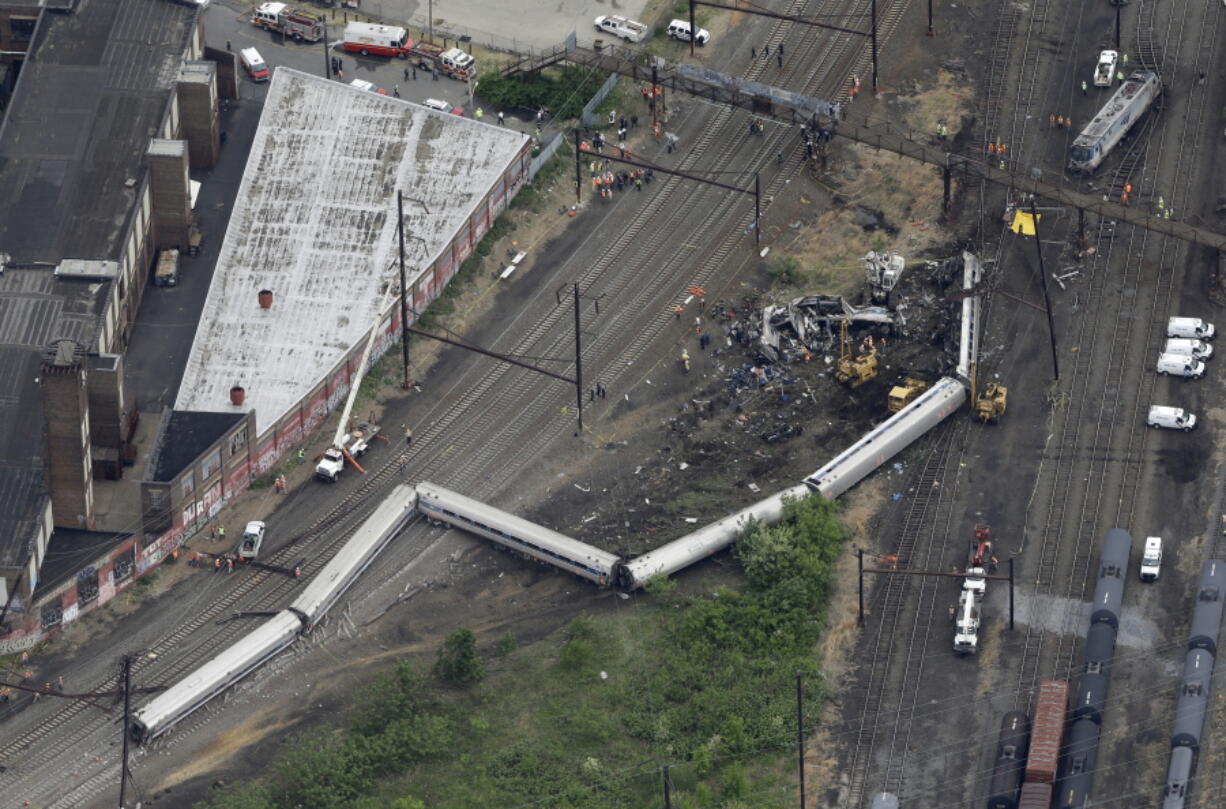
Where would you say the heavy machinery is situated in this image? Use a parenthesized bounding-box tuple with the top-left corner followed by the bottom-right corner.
(887, 377, 928, 412)
(975, 382, 1008, 422)
(315, 285, 394, 483)
(954, 524, 994, 654)
(864, 250, 906, 303)
(835, 320, 879, 388)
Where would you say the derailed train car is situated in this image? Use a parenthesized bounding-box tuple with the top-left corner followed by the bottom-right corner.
(131, 485, 418, 742)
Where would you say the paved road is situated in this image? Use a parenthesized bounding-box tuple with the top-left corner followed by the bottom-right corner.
(352, 0, 652, 53)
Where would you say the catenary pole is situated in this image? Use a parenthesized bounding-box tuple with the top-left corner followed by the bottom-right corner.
(573, 283, 584, 434)
(397, 192, 412, 388)
(1028, 198, 1060, 380)
(118, 655, 133, 808)
(796, 672, 806, 809)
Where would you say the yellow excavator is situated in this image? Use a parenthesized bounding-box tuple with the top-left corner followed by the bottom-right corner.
(974, 381, 1008, 423)
(835, 320, 879, 388)
(887, 377, 929, 413)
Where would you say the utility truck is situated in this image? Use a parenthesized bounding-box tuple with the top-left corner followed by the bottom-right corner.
(315, 285, 394, 482)
(251, 2, 325, 41)
(594, 14, 648, 43)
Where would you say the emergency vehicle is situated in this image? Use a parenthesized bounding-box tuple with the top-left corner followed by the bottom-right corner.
(251, 2, 325, 42)
(342, 22, 412, 57)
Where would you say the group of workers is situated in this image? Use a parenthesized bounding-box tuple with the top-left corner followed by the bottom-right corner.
(1048, 114, 1074, 129)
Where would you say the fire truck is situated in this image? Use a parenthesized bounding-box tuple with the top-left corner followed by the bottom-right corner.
(407, 42, 477, 80)
(251, 2, 325, 42)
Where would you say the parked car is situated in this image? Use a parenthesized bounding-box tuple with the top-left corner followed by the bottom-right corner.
(1147, 405, 1197, 431)
(349, 78, 389, 95)
(422, 98, 464, 115)
(666, 19, 711, 45)
(1156, 353, 1205, 378)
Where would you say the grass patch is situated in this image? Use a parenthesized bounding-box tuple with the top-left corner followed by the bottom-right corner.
(198, 495, 848, 809)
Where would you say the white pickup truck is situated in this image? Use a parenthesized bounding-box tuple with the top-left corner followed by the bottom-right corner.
(594, 14, 648, 43)
(315, 423, 379, 482)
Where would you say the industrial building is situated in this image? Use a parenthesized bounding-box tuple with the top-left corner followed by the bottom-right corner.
(143, 69, 531, 580)
(0, 0, 221, 643)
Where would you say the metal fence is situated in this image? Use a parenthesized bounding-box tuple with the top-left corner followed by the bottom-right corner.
(581, 72, 621, 128)
(528, 132, 565, 180)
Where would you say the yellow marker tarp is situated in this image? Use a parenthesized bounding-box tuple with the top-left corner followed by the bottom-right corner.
(1010, 210, 1040, 235)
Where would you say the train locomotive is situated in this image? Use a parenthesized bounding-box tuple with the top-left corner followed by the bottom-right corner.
(1068, 71, 1161, 173)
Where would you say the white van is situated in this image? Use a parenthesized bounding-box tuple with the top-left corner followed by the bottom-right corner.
(1139, 536, 1162, 581)
(667, 19, 711, 45)
(1156, 353, 1205, 378)
(1147, 405, 1197, 431)
(240, 47, 270, 82)
(1167, 316, 1216, 341)
(1164, 338, 1213, 360)
(238, 521, 266, 559)
(1093, 50, 1118, 87)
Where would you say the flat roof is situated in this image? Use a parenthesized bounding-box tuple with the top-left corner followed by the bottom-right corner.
(0, 268, 105, 569)
(0, 0, 198, 264)
(174, 68, 528, 435)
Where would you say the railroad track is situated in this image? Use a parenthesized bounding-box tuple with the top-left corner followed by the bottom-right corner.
(842, 425, 957, 808)
(4, 0, 927, 804)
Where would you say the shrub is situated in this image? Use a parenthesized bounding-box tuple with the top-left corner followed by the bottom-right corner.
(434, 628, 485, 685)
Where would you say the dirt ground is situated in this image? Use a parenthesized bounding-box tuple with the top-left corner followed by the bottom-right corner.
(31, 36, 984, 808)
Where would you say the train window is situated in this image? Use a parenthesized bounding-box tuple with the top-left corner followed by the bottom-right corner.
(1183, 682, 1203, 696)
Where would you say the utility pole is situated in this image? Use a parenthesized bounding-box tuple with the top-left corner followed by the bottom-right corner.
(662, 764, 672, 809)
(796, 672, 806, 809)
(754, 173, 761, 247)
(871, 0, 879, 93)
(1008, 557, 1015, 630)
(324, 29, 331, 79)
(119, 654, 134, 809)
(573, 283, 584, 434)
(1114, 3, 1121, 52)
(397, 192, 412, 389)
(1028, 198, 1060, 381)
(574, 128, 583, 203)
(857, 548, 864, 624)
(927, 0, 935, 36)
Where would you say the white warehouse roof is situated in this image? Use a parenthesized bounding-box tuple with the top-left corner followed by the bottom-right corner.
(175, 68, 527, 435)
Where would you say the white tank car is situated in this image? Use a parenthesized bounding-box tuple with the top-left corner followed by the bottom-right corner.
(290, 483, 418, 628)
(1068, 71, 1161, 172)
(415, 481, 622, 586)
(131, 611, 301, 742)
(805, 376, 966, 498)
(619, 484, 812, 589)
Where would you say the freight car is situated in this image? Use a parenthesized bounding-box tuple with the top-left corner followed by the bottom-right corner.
(986, 711, 1031, 809)
(1161, 746, 1194, 809)
(1090, 528, 1131, 627)
(1082, 623, 1115, 674)
(1053, 718, 1100, 809)
(1188, 559, 1225, 653)
(1068, 71, 1161, 172)
(1069, 671, 1108, 723)
(1017, 782, 1051, 809)
(1025, 680, 1069, 784)
(1171, 649, 1213, 749)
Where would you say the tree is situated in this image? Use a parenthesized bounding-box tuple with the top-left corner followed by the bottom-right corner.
(434, 628, 484, 685)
